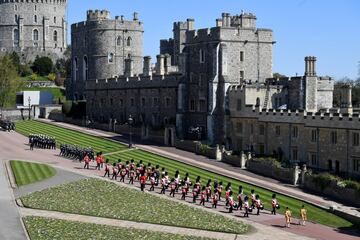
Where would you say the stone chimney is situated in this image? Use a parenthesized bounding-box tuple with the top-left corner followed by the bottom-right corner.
(143, 56, 152, 77)
(216, 18, 222, 27)
(124, 58, 134, 77)
(133, 12, 139, 21)
(156, 54, 165, 75)
(305, 56, 317, 77)
(340, 84, 353, 114)
(186, 18, 195, 30)
(164, 54, 171, 74)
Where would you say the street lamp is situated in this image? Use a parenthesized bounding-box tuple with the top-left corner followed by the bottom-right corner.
(128, 115, 133, 148)
(28, 97, 31, 120)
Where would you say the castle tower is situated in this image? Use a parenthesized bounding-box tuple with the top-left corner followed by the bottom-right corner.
(70, 10, 144, 100)
(0, 0, 67, 63)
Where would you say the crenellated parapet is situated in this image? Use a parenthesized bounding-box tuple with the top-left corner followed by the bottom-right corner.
(0, 0, 67, 5)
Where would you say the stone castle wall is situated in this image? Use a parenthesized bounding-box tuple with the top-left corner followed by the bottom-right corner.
(0, 0, 67, 63)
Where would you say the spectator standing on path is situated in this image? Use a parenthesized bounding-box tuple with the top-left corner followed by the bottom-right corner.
(300, 205, 307, 226)
(83, 154, 90, 169)
(139, 173, 147, 192)
(285, 207, 292, 228)
(271, 193, 278, 215)
(212, 190, 219, 208)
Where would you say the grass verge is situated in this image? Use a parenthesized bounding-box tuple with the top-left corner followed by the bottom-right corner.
(15, 120, 354, 229)
(21, 179, 249, 234)
(23, 216, 213, 240)
(10, 160, 56, 186)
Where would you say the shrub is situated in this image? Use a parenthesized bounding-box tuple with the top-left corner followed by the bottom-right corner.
(62, 100, 72, 116)
(47, 73, 56, 81)
(199, 144, 211, 155)
(30, 73, 38, 81)
(32, 56, 53, 76)
(311, 173, 339, 191)
(19, 64, 33, 77)
(343, 179, 360, 194)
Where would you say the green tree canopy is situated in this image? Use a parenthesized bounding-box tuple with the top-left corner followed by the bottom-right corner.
(273, 72, 287, 78)
(32, 56, 53, 76)
(0, 54, 22, 108)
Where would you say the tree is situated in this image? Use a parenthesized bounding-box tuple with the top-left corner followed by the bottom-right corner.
(273, 72, 287, 78)
(0, 55, 22, 108)
(32, 56, 53, 76)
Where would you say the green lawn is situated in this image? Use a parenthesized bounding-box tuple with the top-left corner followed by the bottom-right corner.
(10, 160, 56, 186)
(21, 179, 249, 234)
(20, 87, 66, 103)
(24, 216, 213, 240)
(15, 120, 354, 229)
(16, 120, 126, 154)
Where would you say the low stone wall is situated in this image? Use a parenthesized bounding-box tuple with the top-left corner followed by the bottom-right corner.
(303, 174, 360, 208)
(39, 105, 62, 119)
(25, 81, 56, 88)
(222, 154, 247, 168)
(247, 159, 299, 185)
(199, 145, 222, 160)
(1, 107, 39, 121)
(175, 139, 200, 153)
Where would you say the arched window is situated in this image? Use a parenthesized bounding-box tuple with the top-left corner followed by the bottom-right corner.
(33, 29, 39, 41)
(13, 29, 19, 46)
(83, 56, 88, 81)
(73, 57, 78, 82)
(53, 30, 58, 42)
(127, 37, 132, 47)
(256, 97, 260, 107)
(34, 15, 37, 23)
(54, 17, 57, 24)
(116, 36, 122, 46)
(108, 53, 114, 63)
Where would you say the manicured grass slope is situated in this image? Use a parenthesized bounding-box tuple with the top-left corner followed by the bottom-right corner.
(21, 179, 249, 234)
(24, 216, 213, 240)
(16, 120, 353, 229)
(10, 160, 56, 186)
(16, 120, 126, 153)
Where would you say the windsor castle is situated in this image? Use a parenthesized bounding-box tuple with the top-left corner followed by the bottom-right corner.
(0, 2, 358, 178)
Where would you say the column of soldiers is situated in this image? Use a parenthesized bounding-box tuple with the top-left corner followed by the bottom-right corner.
(0, 120, 15, 132)
(60, 144, 94, 162)
(29, 134, 56, 150)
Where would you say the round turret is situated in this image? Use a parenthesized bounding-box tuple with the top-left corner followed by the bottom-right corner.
(0, 0, 68, 63)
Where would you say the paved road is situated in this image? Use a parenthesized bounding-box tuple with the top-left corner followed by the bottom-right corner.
(0, 161, 27, 240)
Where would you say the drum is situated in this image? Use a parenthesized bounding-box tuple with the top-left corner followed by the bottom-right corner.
(276, 204, 280, 209)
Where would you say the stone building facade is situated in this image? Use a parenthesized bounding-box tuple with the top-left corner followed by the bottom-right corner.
(0, 0, 67, 63)
(228, 59, 360, 178)
(70, 10, 144, 100)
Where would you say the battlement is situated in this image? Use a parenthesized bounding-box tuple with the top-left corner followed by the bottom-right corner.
(86, 74, 182, 91)
(87, 9, 111, 21)
(231, 104, 360, 127)
(0, 0, 67, 5)
(185, 27, 221, 42)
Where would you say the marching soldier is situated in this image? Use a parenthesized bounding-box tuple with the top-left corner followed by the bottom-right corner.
(181, 181, 187, 200)
(199, 186, 206, 206)
(217, 181, 223, 201)
(228, 191, 234, 213)
(285, 207, 292, 228)
(237, 186, 243, 210)
(149, 173, 155, 191)
(103, 159, 111, 177)
(139, 173, 147, 192)
(169, 178, 176, 197)
(160, 174, 166, 194)
(300, 205, 307, 226)
(119, 166, 127, 182)
(95, 153, 102, 170)
(250, 189, 256, 208)
(206, 183, 212, 202)
(129, 167, 135, 184)
(212, 190, 219, 208)
(243, 196, 250, 218)
(111, 163, 118, 180)
(255, 194, 262, 215)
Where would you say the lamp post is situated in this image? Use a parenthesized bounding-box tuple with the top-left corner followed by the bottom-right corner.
(128, 115, 133, 148)
(113, 118, 117, 133)
(28, 97, 31, 120)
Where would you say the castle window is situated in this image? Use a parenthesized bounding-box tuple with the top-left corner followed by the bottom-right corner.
(153, 97, 159, 107)
(14, 15, 18, 23)
(14, 5, 18, 11)
(54, 7, 57, 12)
(108, 53, 114, 63)
(127, 37, 132, 47)
(34, 5, 37, 11)
(240, 71, 244, 82)
(292, 148, 298, 161)
(34, 15, 38, 23)
(199, 49, 205, 63)
(33, 29, 39, 41)
(331, 131, 337, 145)
(311, 129, 317, 142)
(53, 31, 58, 42)
(236, 122, 243, 134)
(236, 99, 242, 111)
(13, 29, 19, 46)
(189, 99, 196, 112)
(199, 99, 206, 112)
(54, 17, 57, 24)
(73, 57, 78, 82)
(141, 98, 146, 107)
(353, 157, 360, 172)
(116, 36, 122, 46)
(353, 132, 359, 146)
(259, 124, 265, 136)
(198, 74, 204, 87)
(292, 126, 298, 138)
(275, 126, 281, 136)
(310, 153, 317, 166)
(130, 98, 135, 107)
(240, 51, 244, 62)
(165, 97, 171, 108)
(83, 56, 88, 81)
